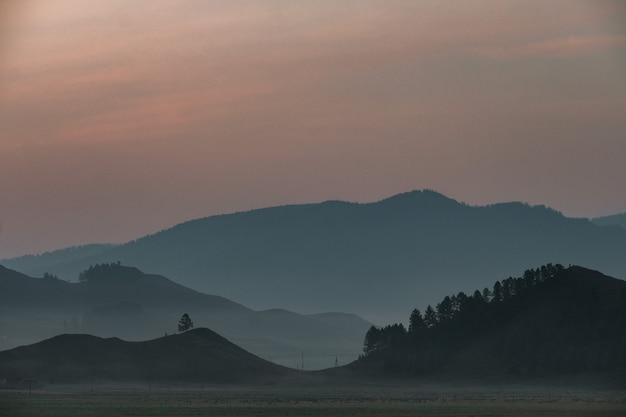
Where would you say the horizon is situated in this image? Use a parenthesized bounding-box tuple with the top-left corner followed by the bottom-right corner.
(1, 1, 626, 259)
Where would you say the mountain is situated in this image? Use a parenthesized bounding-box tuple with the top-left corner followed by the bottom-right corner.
(0, 328, 294, 384)
(4, 190, 626, 323)
(0, 264, 371, 369)
(592, 212, 626, 230)
(355, 265, 626, 384)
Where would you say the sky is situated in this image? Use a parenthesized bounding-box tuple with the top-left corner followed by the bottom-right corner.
(1, 1, 625, 259)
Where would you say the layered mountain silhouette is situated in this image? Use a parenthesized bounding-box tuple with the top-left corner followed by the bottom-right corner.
(0, 264, 370, 369)
(0, 328, 293, 384)
(4, 190, 626, 323)
(355, 265, 626, 385)
(3, 266, 624, 388)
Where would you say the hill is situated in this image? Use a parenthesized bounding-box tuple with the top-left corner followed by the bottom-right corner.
(0, 328, 293, 384)
(4, 190, 626, 323)
(592, 212, 626, 230)
(0, 264, 371, 369)
(355, 265, 626, 383)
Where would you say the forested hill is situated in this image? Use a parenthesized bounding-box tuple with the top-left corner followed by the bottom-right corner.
(4, 190, 626, 323)
(358, 265, 626, 378)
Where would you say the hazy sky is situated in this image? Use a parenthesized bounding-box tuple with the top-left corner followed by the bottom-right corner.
(1, 1, 625, 259)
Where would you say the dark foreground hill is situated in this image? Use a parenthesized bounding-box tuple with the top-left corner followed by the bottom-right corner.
(0, 264, 371, 369)
(4, 190, 626, 323)
(355, 265, 626, 386)
(0, 328, 293, 384)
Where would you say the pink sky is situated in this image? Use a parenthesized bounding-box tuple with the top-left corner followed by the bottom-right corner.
(1, 1, 626, 259)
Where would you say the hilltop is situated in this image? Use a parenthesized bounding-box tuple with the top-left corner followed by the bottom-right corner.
(4, 190, 626, 323)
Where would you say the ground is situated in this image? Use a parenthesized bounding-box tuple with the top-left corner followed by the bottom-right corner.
(1, 384, 625, 417)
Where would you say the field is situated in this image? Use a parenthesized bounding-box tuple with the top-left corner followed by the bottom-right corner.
(2, 385, 625, 417)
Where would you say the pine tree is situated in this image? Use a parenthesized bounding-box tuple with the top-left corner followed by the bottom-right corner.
(178, 313, 194, 332)
(424, 305, 437, 328)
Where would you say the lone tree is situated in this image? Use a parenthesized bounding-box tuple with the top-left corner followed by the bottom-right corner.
(178, 313, 193, 332)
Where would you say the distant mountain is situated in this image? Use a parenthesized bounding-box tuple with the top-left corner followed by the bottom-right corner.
(4, 190, 626, 323)
(0, 328, 293, 384)
(0, 264, 371, 369)
(592, 212, 626, 230)
(355, 265, 626, 384)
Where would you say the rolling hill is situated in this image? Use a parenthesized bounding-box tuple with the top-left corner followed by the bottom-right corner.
(4, 190, 626, 324)
(0, 328, 293, 384)
(0, 264, 371, 369)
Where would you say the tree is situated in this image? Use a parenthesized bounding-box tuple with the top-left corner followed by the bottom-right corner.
(178, 313, 193, 332)
(492, 280, 502, 302)
(436, 296, 454, 322)
(363, 325, 382, 354)
(424, 305, 438, 328)
(408, 308, 426, 334)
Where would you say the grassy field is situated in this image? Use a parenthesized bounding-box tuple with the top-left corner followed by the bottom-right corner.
(2, 386, 625, 417)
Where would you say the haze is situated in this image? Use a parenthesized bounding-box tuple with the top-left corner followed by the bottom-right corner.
(1, 1, 626, 259)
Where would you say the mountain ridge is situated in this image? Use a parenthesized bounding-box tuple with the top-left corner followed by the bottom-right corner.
(3, 189, 626, 323)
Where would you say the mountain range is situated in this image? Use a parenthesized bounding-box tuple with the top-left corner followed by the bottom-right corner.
(3, 190, 626, 323)
(0, 264, 370, 370)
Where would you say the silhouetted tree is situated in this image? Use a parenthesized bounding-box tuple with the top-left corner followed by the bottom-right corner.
(492, 280, 502, 302)
(424, 305, 437, 328)
(178, 313, 193, 332)
(482, 287, 491, 302)
(436, 296, 454, 322)
(408, 309, 426, 334)
(384, 323, 407, 347)
(363, 325, 382, 354)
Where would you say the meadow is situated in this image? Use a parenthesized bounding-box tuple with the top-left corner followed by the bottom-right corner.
(2, 385, 625, 417)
